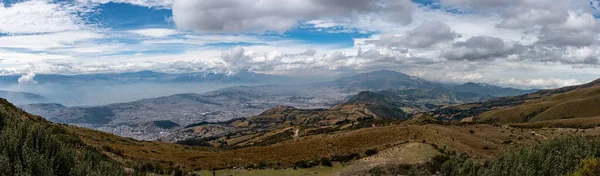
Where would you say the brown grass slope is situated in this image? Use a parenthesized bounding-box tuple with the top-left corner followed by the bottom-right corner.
(433, 78, 600, 121)
(509, 116, 600, 129)
(476, 82, 600, 123)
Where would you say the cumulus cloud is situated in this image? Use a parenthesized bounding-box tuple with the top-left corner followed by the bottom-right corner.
(441, 0, 600, 48)
(535, 12, 600, 47)
(0, 0, 86, 34)
(18, 72, 37, 84)
(172, 0, 415, 33)
(221, 46, 253, 73)
(367, 20, 460, 48)
(442, 36, 524, 61)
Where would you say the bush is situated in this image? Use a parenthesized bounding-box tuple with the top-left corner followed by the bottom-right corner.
(571, 158, 600, 176)
(293, 160, 318, 169)
(440, 136, 600, 176)
(320, 158, 333, 167)
(370, 167, 382, 176)
(332, 153, 361, 163)
(0, 102, 126, 176)
(365, 149, 378, 156)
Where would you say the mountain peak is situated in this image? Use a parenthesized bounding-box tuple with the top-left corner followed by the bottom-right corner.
(462, 82, 493, 87)
(363, 69, 411, 77)
(346, 91, 391, 105)
(331, 70, 437, 92)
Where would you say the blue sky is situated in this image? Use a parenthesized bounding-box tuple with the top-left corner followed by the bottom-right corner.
(1, 0, 600, 89)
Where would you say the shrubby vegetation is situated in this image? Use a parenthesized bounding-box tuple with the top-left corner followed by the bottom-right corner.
(440, 136, 600, 176)
(368, 137, 600, 176)
(0, 101, 125, 176)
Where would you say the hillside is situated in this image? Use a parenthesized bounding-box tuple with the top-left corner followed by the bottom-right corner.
(167, 94, 409, 144)
(475, 82, 600, 123)
(0, 98, 126, 175)
(433, 78, 600, 121)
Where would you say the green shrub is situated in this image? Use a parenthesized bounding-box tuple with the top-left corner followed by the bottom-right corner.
(441, 136, 600, 176)
(0, 103, 126, 176)
(571, 158, 600, 176)
(320, 158, 333, 167)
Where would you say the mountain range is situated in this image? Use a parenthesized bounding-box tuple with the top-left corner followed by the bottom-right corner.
(17, 70, 535, 140)
(0, 90, 46, 104)
(0, 71, 291, 85)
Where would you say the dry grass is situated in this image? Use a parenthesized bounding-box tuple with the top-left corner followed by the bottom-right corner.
(337, 142, 442, 176)
(61, 119, 600, 171)
(477, 86, 600, 123)
(510, 116, 600, 129)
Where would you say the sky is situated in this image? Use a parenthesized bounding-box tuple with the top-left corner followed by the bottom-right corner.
(1, 0, 600, 89)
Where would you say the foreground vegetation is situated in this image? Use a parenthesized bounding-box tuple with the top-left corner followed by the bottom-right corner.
(0, 99, 125, 175)
(368, 136, 600, 176)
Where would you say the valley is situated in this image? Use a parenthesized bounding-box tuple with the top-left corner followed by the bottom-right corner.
(14, 70, 535, 140)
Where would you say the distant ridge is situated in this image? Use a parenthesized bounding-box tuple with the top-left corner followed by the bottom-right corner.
(328, 69, 440, 92)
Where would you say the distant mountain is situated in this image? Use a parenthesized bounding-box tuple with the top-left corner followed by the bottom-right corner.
(20, 85, 344, 140)
(325, 69, 440, 92)
(379, 87, 493, 103)
(453, 82, 536, 97)
(0, 90, 45, 104)
(346, 91, 399, 106)
(0, 70, 289, 85)
(19, 70, 531, 140)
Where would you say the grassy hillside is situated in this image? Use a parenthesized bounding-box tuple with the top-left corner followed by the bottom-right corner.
(432, 78, 600, 122)
(0, 99, 125, 175)
(476, 85, 600, 123)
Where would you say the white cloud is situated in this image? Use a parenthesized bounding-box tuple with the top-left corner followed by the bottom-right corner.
(442, 36, 524, 61)
(141, 34, 294, 46)
(130, 28, 180, 38)
(77, 0, 174, 9)
(0, 31, 103, 50)
(0, 0, 86, 34)
(305, 20, 340, 28)
(366, 20, 460, 48)
(497, 77, 582, 89)
(18, 72, 37, 84)
(172, 0, 415, 33)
